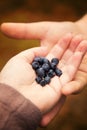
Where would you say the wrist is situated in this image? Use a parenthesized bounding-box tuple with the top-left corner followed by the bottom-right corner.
(75, 14, 87, 39)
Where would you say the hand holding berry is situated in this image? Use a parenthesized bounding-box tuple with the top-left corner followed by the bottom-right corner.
(1, 21, 87, 96)
(0, 34, 87, 126)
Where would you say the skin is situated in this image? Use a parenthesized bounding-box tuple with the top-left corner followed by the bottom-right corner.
(0, 33, 87, 126)
(0, 15, 87, 126)
(1, 20, 87, 96)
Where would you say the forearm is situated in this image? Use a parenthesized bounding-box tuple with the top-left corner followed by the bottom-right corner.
(0, 83, 42, 130)
(75, 14, 87, 38)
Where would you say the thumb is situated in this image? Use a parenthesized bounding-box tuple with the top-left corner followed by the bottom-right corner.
(16, 46, 48, 63)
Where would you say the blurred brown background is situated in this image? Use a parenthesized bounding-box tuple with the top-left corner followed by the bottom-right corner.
(0, 0, 87, 130)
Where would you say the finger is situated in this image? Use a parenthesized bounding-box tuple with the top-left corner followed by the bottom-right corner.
(16, 46, 48, 63)
(60, 42, 87, 86)
(59, 34, 83, 68)
(45, 33, 73, 92)
(79, 53, 87, 72)
(40, 95, 66, 127)
(76, 40, 87, 53)
(1, 22, 48, 40)
(68, 34, 83, 52)
(46, 33, 73, 60)
(62, 72, 87, 95)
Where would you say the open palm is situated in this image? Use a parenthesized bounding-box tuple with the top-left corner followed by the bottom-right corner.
(0, 34, 86, 126)
(1, 22, 87, 95)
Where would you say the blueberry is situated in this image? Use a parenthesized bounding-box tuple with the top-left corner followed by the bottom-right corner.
(50, 62, 57, 69)
(44, 76, 51, 84)
(41, 57, 50, 64)
(48, 69, 55, 78)
(32, 61, 40, 70)
(34, 57, 49, 65)
(42, 63, 50, 72)
(34, 57, 43, 65)
(32, 57, 62, 86)
(55, 68, 62, 77)
(36, 67, 45, 77)
(51, 58, 59, 65)
(40, 79, 46, 86)
(35, 76, 42, 84)
(34, 57, 41, 62)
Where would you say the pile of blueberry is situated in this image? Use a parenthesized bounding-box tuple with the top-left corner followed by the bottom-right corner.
(31, 57, 62, 86)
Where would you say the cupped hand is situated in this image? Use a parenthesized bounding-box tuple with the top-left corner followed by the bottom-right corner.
(1, 21, 87, 95)
(0, 34, 87, 126)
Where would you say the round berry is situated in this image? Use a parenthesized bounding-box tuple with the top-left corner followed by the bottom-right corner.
(34, 57, 41, 62)
(40, 79, 46, 86)
(36, 67, 45, 77)
(51, 58, 59, 65)
(55, 68, 62, 77)
(41, 57, 50, 64)
(32, 61, 40, 70)
(50, 62, 57, 69)
(48, 69, 55, 78)
(44, 76, 51, 84)
(42, 63, 50, 72)
(35, 76, 42, 84)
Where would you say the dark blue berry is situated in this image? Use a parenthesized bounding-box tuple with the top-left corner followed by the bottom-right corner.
(36, 67, 45, 77)
(42, 63, 50, 72)
(35, 76, 42, 83)
(34, 57, 41, 62)
(41, 57, 50, 64)
(55, 68, 62, 77)
(48, 69, 55, 78)
(40, 79, 46, 86)
(32, 56, 62, 86)
(51, 58, 59, 65)
(50, 62, 57, 69)
(44, 76, 51, 84)
(34, 57, 44, 65)
(32, 61, 40, 70)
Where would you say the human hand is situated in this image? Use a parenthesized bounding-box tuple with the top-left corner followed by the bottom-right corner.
(1, 21, 87, 96)
(0, 21, 81, 49)
(0, 34, 87, 126)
